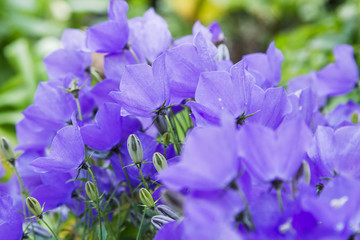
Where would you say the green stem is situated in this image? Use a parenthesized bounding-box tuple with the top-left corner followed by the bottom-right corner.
(136, 208, 147, 240)
(88, 168, 117, 240)
(40, 218, 59, 240)
(129, 47, 140, 64)
(87, 168, 103, 239)
(95, 203, 104, 240)
(117, 152, 139, 226)
(13, 167, 28, 219)
(164, 115, 181, 155)
(117, 152, 134, 195)
(75, 98, 83, 121)
(138, 166, 149, 191)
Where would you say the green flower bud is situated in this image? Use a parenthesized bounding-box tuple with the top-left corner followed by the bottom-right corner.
(139, 188, 155, 208)
(85, 181, 98, 202)
(163, 132, 170, 147)
(152, 152, 168, 173)
(0, 137, 15, 164)
(127, 134, 143, 165)
(26, 197, 43, 218)
(351, 112, 358, 124)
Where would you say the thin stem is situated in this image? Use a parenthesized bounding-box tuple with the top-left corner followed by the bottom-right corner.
(40, 218, 59, 240)
(75, 98, 83, 121)
(164, 115, 181, 155)
(138, 166, 149, 191)
(128, 47, 140, 64)
(95, 203, 104, 240)
(136, 208, 147, 240)
(117, 152, 139, 226)
(87, 168, 103, 239)
(88, 168, 117, 240)
(13, 167, 28, 220)
(117, 152, 134, 195)
(276, 188, 284, 212)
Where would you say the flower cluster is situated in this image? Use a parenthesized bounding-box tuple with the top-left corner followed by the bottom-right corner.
(1, 0, 360, 239)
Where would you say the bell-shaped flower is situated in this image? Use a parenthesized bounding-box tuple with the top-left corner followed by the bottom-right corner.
(237, 119, 312, 182)
(159, 120, 240, 191)
(44, 29, 91, 82)
(31, 118, 85, 173)
(86, 0, 129, 53)
(242, 41, 284, 89)
(110, 54, 170, 117)
(288, 45, 358, 98)
(308, 125, 360, 180)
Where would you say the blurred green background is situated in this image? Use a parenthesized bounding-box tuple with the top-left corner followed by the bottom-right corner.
(0, 0, 359, 143)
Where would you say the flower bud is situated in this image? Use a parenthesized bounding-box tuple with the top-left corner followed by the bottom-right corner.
(127, 134, 143, 165)
(26, 197, 43, 218)
(351, 112, 358, 124)
(151, 215, 175, 230)
(155, 204, 179, 220)
(85, 181, 98, 202)
(162, 190, 185, 215)
(139, 188, 155, 208)
(155, 115, 168, 134)
(0, 137, 15, 164)
(153, 152, 168, 173)
(215, 43, 230, 61)
(163, 132, 170, 147)
(302, 160, 311, 185)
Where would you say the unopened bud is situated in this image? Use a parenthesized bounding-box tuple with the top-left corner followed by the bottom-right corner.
(85, 181, 98, 202)
(162, 190, 185, 215)
(127, 134, 143, 165)
(139, 188, 155, 208)
(215, 43, 230, 61)
(153, 152, 168, 173)
(26, 197, 43, 218)
(302, 160, 311, 185)
(351, 112, 358, 124)
(0, 137, 15, 164)
(155, 204, 179, 220)
(163, 132, 170, 147)
(151, 215, 175, 230)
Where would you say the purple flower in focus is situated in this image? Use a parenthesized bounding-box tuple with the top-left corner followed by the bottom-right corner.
(110, 55, 170, 117)
(31, 118, 85, 173)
